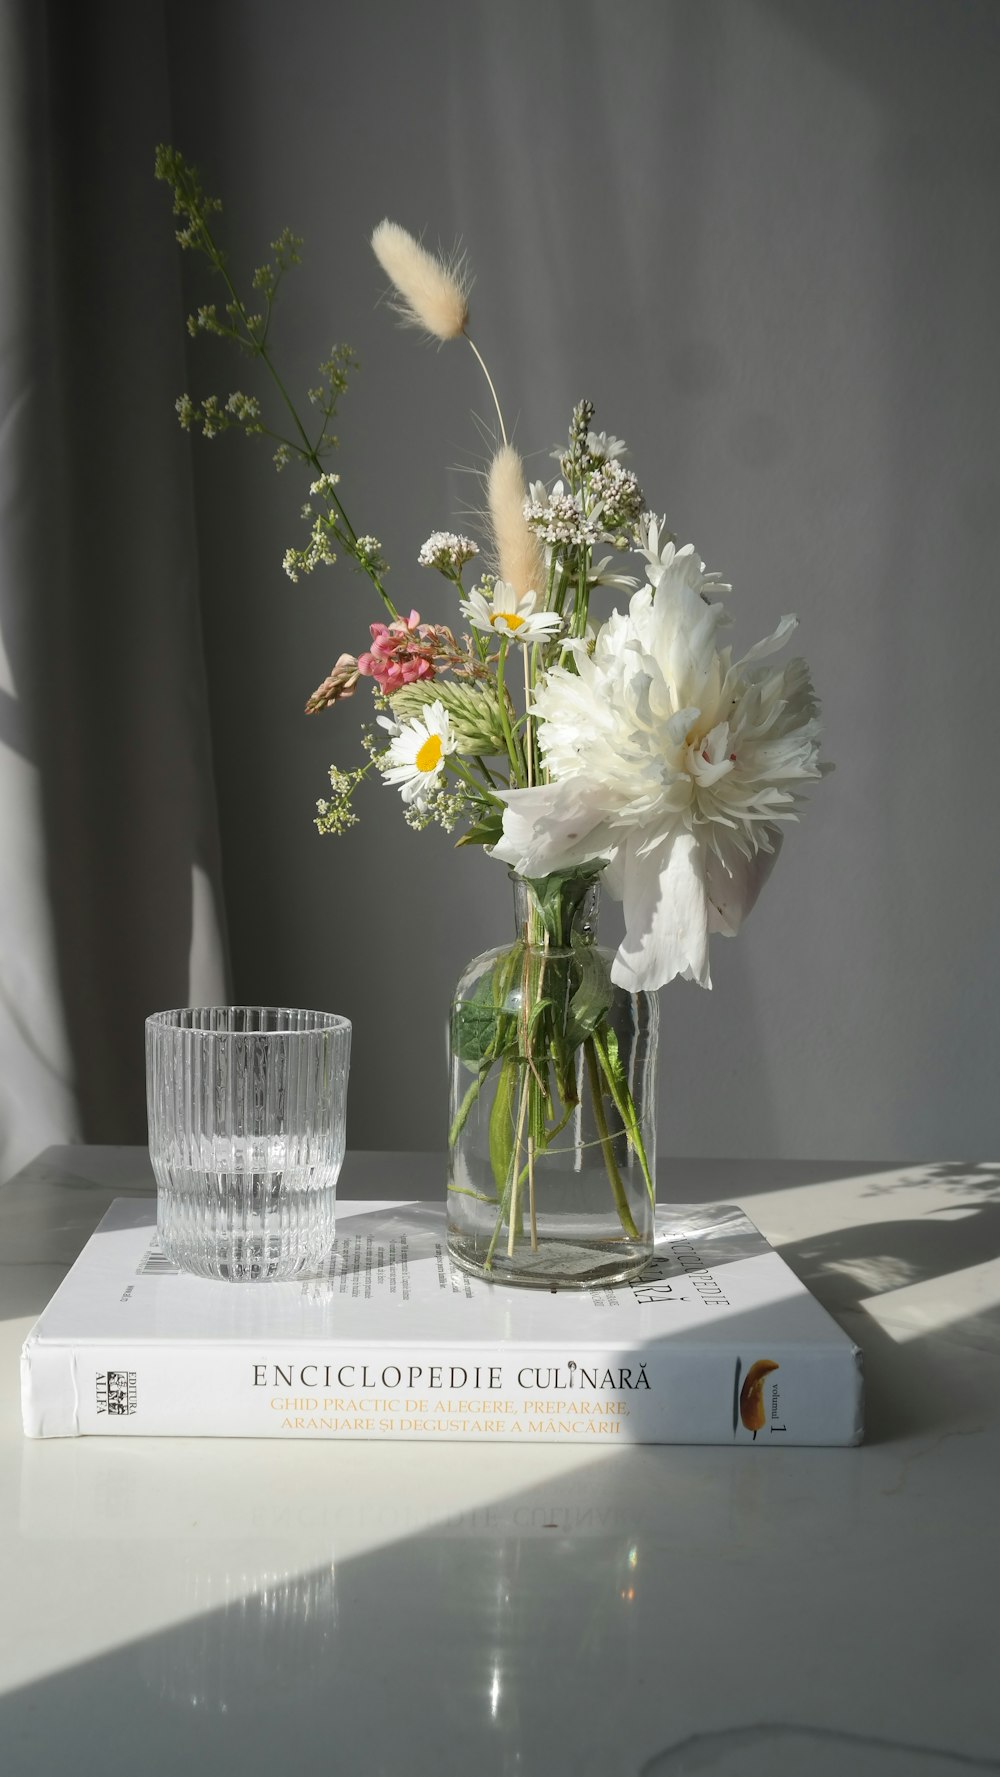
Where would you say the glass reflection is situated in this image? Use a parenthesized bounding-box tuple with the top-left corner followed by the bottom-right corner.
(141, 1562, 337, 1714)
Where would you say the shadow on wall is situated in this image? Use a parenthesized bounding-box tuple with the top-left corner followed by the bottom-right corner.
(0, 6, 228, 1166)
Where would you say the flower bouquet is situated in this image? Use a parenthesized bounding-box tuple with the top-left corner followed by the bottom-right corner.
(156, 150, 827, 1287)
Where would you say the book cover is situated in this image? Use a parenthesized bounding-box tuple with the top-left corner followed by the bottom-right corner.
(21, 1198, 864, 1445)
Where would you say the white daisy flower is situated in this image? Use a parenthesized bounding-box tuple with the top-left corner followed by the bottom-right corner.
(589, 554, 639, 594)
(586, 429, 629, 462)
(379, 701, 456, 808)
(460, 580, 563, 644)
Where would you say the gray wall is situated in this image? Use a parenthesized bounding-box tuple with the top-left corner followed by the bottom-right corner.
(164, 0, 1000, 1161)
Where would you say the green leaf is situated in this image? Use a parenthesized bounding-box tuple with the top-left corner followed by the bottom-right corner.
(455, 809, 504, 849)
(603, 1025, 626, 1089)
(590, 1023, 655, 1207)
(567, 942, 615, 1042)
(453, 966, 501, 1065)
(520, 866, 604, 945)
(451, 950, 523, 1064)
(526, 996, 556, 1034)
(451, 998, 499, 1065)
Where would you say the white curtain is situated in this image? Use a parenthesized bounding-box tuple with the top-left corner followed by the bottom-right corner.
(0, 2, 227, 1181)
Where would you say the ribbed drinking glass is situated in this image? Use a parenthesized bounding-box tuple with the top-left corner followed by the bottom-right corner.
(146, 1007, 351, 1282)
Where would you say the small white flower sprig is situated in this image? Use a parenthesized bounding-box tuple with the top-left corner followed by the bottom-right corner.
(155, 146, 395, 619)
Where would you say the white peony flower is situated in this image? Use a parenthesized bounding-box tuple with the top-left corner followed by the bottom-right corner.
(460, 579, 563, 644)
(378, 701, 456, 808)
(493, 548, 826, 991)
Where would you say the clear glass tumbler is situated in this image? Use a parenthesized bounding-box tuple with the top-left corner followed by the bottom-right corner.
(146, 1007, 351, 1281)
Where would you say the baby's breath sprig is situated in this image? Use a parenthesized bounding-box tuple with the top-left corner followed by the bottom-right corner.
(307, 345, 359, 459)
(315, 764, 364, 835)
(352, 535, 389, 578)
(418, 532, 479, 585)
(590, 459, 645, 536)
(251, 227, 304, 320)
(155, 145, 397, 618)
(175, 390, 264, 440)
(401, 782, 470, 836)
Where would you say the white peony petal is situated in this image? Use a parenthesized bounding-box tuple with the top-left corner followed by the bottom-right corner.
(690, 755, 735, 789)
(651, 577, 728, 709)
(609, 828, 711, 991)
(665, 705, 700, 746)
(736, 614, 798, 667)
(493, 779, 615, 876)
(705, 831, 783, 937)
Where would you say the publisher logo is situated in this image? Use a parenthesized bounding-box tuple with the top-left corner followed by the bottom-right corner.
(96, 1370, 137, 1417)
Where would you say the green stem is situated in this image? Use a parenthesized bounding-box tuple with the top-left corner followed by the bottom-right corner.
(449, 1065, 491, 1149)
(545, 548, 559, 610)
(584, 1040, 640, 1240)
(485, 1113, 519, 1272)
(495, 640, 526, 787)
(193, 213, 398, 618)
(465, 334, 508, 446)
(590, 1025, 655, 1207)
(448, 754, 504, 809)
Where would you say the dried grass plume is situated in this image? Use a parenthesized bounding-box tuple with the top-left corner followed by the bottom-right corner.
(370, 220, 470, 342)
(488, 446, 545, 597)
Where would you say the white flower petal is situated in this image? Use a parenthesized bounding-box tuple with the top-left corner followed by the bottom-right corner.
(706, 831, 783, 937)
(494, 779, 615, 876)
(665, 705, 700, 746)
(610, 828, 711, 991)
(463, 579, 562, 644)
(736, 614, 798, 668)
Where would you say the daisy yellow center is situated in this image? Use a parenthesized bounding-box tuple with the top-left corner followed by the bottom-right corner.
(415, 733, 443, 773)
(492, 611, 524, 630)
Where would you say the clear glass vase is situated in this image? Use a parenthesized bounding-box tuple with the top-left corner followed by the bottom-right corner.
(447, 870, 657, 1287)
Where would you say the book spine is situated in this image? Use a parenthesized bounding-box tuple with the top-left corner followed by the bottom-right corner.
(22, 1336, 864, 1445)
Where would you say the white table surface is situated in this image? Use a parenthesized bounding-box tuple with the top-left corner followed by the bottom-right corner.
(1, 1147, 999, 1776)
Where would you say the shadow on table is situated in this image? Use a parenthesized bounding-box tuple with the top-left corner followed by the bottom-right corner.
(3, 1421, 999, 1777)
(774, 1166, 1000, 1444)
(5, 1158, 1000, 1769)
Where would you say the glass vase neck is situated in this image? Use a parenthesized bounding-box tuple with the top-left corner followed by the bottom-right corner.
(510, 870, 602, 950)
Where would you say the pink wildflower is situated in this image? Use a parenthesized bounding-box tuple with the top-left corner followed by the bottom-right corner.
(357, 609, 460, 696)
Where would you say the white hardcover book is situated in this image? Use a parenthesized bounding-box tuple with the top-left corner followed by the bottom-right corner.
(21, 1198, 864, 1446)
